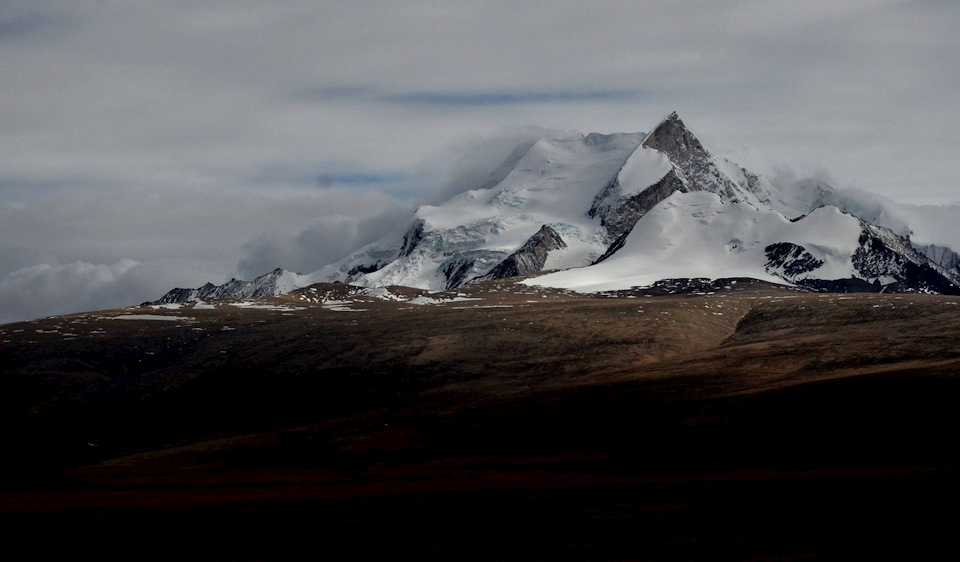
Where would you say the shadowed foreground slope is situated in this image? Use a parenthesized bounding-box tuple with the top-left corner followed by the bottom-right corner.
(2, 279, 959, 558)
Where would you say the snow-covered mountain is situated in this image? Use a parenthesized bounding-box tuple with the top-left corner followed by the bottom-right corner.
(149, 268, 308, 305)
(526, 191, 959, 294)
(814, 188, 960, 279)
(150, 112, 960, 304)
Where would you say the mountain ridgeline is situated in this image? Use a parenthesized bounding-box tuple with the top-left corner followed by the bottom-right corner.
(150, 112, 960, 304)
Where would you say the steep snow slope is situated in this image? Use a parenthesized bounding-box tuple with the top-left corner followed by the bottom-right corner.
(820, 189, 960, 263)
(525, 192, 862, 292)
(638, 112, 799, 215)
(615, 143, 673, 198)
(314, 132, 651, 290)
(524, 191, 959, 294)
(586, 112, 825, 248)
(316, 113, 836, 291)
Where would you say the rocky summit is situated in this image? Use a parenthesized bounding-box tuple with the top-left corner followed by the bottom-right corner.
(150, 112, 960, 305)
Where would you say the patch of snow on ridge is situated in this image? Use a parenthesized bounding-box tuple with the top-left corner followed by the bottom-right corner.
(360, 287, 406, 301)
(523, 191, 863, 293)
(616, 145, 673, 198)
(322, 300, 363, 312)
(821, 188, 960, 252)
(104, 314, 193, 321)
(273, 269, 308, 295)
(408, 295, 482, 305)
(230, 302, 302, 311)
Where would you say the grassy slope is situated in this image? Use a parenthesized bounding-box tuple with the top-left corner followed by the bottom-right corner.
(1, 281, 959, 558)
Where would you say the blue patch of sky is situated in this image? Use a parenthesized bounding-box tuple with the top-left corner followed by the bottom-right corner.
(381, 185, 431, 201)
(0, 176, 93, 206)
(387, 90, 640, 106)
(295, 86, 643, 106)
(320, 173, 406, 185)
(247, 164, 406, 190)
(297, 86, 378, 101)
(0, 11, 66, 43)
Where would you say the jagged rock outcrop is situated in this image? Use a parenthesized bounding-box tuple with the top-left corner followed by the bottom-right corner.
(642, 111, 710, 168)
(147, 267, 303, 304)
(589, 112, 783, 251)
(765, 243, 825, 278)
(589, 169, 688, 244)
(439, 251, 502, 290)
(641, 111, 774, 207)
(399, 219, 425, 257)
(851, 221, 960, 294)
(761, 220, 960, 294)
(479, 225, 567, 281)
(915, 242, 960, 278)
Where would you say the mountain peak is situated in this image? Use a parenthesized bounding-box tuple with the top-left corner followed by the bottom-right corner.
(148, 111, 960, 303)
(642, 111, 698, 151)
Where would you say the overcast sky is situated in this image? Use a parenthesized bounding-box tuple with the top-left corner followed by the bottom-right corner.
(2, 0, 959, 322)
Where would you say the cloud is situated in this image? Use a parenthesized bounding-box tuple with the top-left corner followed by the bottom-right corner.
(4, 1, 958, 204)
(0, 184, 403, 286)
(236, 125, 564, 278)
(236, 207, 412, 279)
(417, 125, 564, 203)
(0, 259, 174, 323)
(769, 165, 837, 193)
(2, 1, 959, 322)
(0, 125, 560, 323)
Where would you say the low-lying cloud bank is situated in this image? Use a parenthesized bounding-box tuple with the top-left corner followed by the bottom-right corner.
(0, 128, 561, 323)
(0, 259, 186, 323)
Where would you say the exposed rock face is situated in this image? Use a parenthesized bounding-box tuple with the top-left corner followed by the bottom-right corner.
(399, 219, 425, 257)
(343, 220, 425, 282)
(915, 242, 960, 278)
(641, 111, 773, 207)
(641, 111, 710, 168)
(435, 249, 512, 290)
(589, 169, 688, 243)
(765, 243, 825, 279)
(347, 262, 383, 276)
(761, 221, 960, 295)
(480, 225, 567, 281)
(592, 231, 630, 265)
(148, 268, 296, 304)
(441, 258, 474, 290)
(851, 222, 960, 294)
(589, 112, 782, 254)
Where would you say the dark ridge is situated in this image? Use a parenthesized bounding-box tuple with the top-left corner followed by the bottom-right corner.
(480, 225, 566, 280)
(399, 219, 425, 257)
(441, 257, 475, 290)
(589, 169, 687, 244)
(764, 242, 825, 278)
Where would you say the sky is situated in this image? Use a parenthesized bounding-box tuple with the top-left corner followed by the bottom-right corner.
(2, 0, 959, 323)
